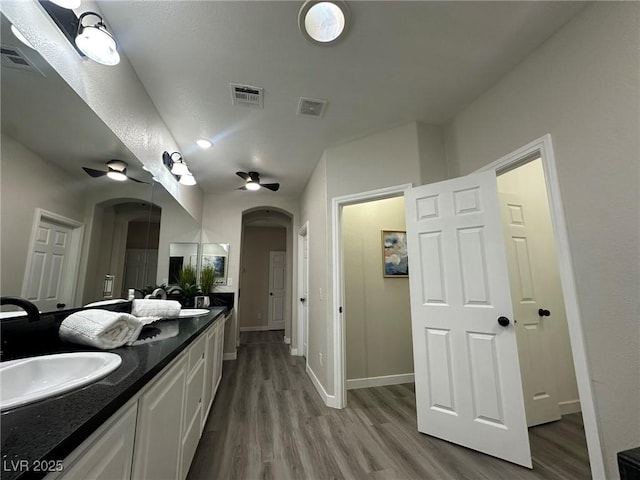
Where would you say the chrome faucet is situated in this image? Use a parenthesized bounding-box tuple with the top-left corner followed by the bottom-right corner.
(144, 288, 167, 300)
(0, 297, 40, 322)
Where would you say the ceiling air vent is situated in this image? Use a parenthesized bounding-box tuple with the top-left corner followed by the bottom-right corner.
(230, 83, 264, 108)
(0, 45, 42, 74)
(297, 97, 328, 118)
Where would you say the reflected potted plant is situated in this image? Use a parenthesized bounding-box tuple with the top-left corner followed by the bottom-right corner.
(200, 264, 216, 300)
(168, 265, 201, 307)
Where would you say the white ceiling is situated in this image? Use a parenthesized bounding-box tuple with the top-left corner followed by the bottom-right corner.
(3, 2, 586, 197)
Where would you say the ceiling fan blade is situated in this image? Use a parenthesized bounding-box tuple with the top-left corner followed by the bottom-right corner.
(82, 167, 107, 178)
(236, 185, 248, 190)
(236, 171, 249, 180)
(261, 183, 280, 192)
(128, 177, 149, 184)
(248, 171, 260, 182)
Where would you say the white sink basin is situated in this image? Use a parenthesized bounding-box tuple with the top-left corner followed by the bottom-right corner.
(0, 352, 122, 410)
(178, 308, 210, 318)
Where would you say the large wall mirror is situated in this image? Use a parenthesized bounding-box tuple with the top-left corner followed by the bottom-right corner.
(0, 13, 162, 312)
(168, 242, 199, 284)
(201, 243, 230, 286)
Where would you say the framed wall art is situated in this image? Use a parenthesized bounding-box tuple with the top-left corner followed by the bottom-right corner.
(382, 230, 409, 277)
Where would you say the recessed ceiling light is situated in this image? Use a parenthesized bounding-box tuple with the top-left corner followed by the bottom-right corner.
(299, 1, 350, 45)
(196, 138, 212, 149)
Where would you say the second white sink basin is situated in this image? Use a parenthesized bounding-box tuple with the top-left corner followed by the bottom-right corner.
(0, 352, 122, 411)
(178, 308, 210, 318)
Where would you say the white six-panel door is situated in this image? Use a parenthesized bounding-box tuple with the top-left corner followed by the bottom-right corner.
(268, 251, 286, 330)
(405, 171, 532, 468)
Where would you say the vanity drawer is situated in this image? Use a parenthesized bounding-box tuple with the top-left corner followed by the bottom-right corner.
(188, 334, 206, 373)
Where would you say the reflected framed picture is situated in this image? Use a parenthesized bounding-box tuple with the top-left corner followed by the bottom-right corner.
(382, 230, 409, 277)
(202, 254, 227, 285)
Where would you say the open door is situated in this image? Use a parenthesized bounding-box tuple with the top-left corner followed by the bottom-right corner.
(405, 170, 531, 467)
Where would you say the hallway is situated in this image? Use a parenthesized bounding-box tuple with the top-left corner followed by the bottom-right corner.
(188, 332, 590, 479)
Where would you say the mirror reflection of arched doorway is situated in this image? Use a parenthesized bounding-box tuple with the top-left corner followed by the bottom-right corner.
(238, 208, 293, 346)
(82, 199, 161, 304)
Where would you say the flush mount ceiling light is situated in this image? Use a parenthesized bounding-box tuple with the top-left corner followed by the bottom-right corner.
(196, 138, 212, 149)
(299, 1, 350, 45)
(50, 0, 82, 9)
(75, 12, 120, 66)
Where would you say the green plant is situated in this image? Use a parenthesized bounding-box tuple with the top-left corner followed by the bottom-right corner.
(200, 265, 216, 293)
(141, 283, 167, 296)
(178, 264, 197, 287)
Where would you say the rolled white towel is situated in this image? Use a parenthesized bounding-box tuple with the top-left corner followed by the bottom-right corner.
(59, 309, 144, 350)
(131, 299, 181, 319)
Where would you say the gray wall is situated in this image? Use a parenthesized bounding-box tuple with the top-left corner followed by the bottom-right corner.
(444, 4, 639, 476)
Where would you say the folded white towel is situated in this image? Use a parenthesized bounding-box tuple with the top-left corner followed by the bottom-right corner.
(131, 299, 181, 319)
(83, 299, 127, 307)
(59, 309, 144, 349)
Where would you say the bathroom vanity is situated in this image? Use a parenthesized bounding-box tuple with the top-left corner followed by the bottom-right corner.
(1, 307, 231, 480)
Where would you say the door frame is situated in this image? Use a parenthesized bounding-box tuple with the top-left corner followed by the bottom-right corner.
(474, 133, 605, 479)
(332, 184, 412, 409)
(267, 250, 286, 330)
(21, 208, 84, 309)
(295, 222, 309, 358)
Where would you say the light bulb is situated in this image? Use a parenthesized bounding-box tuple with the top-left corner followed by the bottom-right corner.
(107, 170, 127, 181)
(171, 161, 190, 176)
(246, 181, 261, 191)
(179, 173, 197, 186)
(75, 14, 120, 66)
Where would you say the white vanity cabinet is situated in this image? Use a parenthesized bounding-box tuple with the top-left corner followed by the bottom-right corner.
(51, 314, 227, 480)
(131, 352, 188, 480)
(55, 402, 137, 480)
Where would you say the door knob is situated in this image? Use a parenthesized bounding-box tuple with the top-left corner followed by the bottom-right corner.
(300, 298, 306, 303)
(56, 303, 66, 309)
(538, 308, 551, 317)
(497, 316, 510, 327)
(269, 292, 273, 296)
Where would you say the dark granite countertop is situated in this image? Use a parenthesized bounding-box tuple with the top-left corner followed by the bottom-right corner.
(1, 307, 228, 480)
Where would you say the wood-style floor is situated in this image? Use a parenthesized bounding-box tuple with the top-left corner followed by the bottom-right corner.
(188, 330, 591, 480)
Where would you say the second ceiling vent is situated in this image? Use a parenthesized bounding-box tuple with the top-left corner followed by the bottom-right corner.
(230, 83, 264, 108)
(297, 97, 328, 118)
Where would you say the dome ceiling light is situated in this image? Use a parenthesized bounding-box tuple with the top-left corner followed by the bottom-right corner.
(299, 1, 350, 45)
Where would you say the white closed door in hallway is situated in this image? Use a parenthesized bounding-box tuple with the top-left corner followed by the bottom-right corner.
(268, 251, 286, 330)
(23, 219, 73, 311)
(405, 170, 531, 468)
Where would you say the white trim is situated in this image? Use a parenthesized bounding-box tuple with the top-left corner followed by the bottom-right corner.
(297, 222, 310, 361)
(239, 326, 275, 332)
(559, 400, 582, 416)
(21, 208, 84, 310)
(290, 347, 299, 356)
(223, 352, 237, 361)
(347, 373, 415, 390)
(306, 363, 339, 408)
(475, 134, 605, 480)
(331, 183, 413, 409)
(284, 336, 291, 344)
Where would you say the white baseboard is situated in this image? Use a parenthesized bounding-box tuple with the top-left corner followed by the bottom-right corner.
(239, 326, 285, 332)
(559, 399, 581, 415)
(306, 364, 339, 409)
(284, 336, 291, 344)
(347, 373, 415, 390)
(290, 347, 299, 356)
(223, 352, 237, 361)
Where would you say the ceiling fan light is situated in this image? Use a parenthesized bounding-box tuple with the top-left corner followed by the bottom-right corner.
(107, 170, 127, 181)
(179, 173, 197, 186)
(75, 12, 120, 66)
(246, 181, 261, 191)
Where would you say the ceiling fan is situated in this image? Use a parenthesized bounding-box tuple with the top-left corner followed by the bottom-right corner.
(236, 171, 280, 191)
(82, 160, 148, 183)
